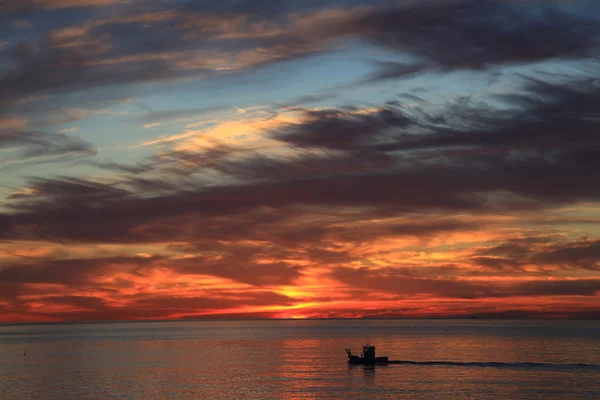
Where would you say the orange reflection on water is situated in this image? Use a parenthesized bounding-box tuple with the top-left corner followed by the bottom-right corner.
(277, 338, 331, 399)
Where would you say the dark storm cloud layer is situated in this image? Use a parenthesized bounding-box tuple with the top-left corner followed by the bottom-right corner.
(0, 175, 488, 245)
(1, 0, 599, 115)
(2, 74, 600, 244)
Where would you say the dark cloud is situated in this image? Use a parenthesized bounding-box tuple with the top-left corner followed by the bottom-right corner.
(211, 151, 395, 182)
(135, 291, 294, 310)
(331, 266, 600, 299)
(0, 253, 302, 296)
(0, 171, 492, 244)
(331, 267, 498, 299)
(531, 240, 600, 270)
(42, 295, 109, 309)
(293, 306, 600, 320)
(87, 161, 153, 175)
(0, 42, 189, 112)
(444, 308, 600, 320)
(272, 106, 413, 150)
(513, 279, 600, 297)
(0, 255, 154, 288)
(0, 247, 303, 318)
(349, 0, 600, 71)
(11, 176, 127, 201)
(476, 237, 555, 259)
(0, 129, 96, 165)
(171, 258, 303, 286)
(4, 0, 597, 118)
(177, 0, 369, 17)
(363, 61, 428, 83)
(0, 0, 334, 114)
(0, 0, 126, 12)
(2, 0, 600, 322)
(5, 291, 294, 322)
(273, 74, 600, 156)
(474, 237, 600, 271)
(1, 71, 599, 249)
(470, 256, 522, 272)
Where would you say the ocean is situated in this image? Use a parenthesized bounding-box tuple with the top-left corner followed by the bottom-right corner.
(1, 319, 599, 399)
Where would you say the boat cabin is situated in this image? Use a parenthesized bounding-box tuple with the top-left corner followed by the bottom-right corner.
(345, 344, 389, 365)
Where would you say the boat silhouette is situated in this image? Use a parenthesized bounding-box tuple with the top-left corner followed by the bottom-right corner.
(345, 345, 389, 365)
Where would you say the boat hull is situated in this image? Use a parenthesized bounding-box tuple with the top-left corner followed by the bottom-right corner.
(348, 356, 389, 365)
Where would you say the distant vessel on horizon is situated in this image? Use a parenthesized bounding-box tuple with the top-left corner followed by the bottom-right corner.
(345, 345, 389, 365)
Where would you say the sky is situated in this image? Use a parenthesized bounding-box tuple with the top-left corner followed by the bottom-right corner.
(0, 0, 599, 323)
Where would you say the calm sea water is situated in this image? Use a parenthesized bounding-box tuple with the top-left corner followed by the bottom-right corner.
(1, 319, 599, 399)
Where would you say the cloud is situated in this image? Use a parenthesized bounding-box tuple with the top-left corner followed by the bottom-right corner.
(531, 240, 600, 270)
(470, 236, 600, 273)
(1, 0, 600, 322)
(88, 160, 152, 174)
(0, 253, 302, 292)
(0, 129, 96, 165)
(3, 291, 295, 322)
(470, 256, 522, 272)
(0, 0, 127, 12)
(348, 0, 600, 71)
(272, 106, 414, 150)
(363, 61, 427, 82)
(273, 74, 600, 155)
(1, 74, 599, 243)
(6, 176, 128, 204)
(0, 250, 301, 321)
(167, 257, 304, 287)
(330, 266, 600, 299)
(512, 279, 600, 297)
(0, 255, 145, 289)
(0, 118, 27, 129)
(331, 266, 497, 299)
(0, 42, 185, 112)
(2, 0, 598, 119)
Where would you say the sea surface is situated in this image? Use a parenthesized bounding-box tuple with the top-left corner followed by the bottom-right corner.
(1, 319, 600, 399)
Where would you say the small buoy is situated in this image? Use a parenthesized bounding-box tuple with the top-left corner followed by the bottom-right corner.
(24, 350, 26, 356)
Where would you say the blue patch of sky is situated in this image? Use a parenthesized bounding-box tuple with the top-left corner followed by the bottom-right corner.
(59, 44, 384, 167)
(138, 44, 379, 111)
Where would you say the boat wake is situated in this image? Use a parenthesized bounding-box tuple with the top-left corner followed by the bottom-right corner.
(385, 360, 600, 371)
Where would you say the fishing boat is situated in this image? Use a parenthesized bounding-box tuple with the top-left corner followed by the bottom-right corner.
(345, 345, 389, 365)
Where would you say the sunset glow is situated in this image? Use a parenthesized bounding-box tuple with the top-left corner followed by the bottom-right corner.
(1, 0, 599, 323)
